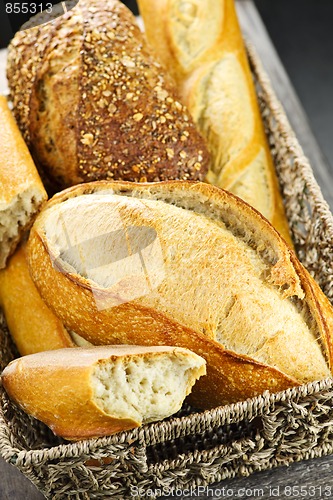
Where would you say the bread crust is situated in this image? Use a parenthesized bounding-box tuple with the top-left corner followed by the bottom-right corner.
(7, 0, 209, 188)
(0, 96, 47, 268)
(0, 244, 74, 355)
(26, 181, 333, 407)
(137, 0, 292, 244)
(1, 345, 205, 439)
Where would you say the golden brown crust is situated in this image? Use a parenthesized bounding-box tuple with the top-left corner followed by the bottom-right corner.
(26, 181, 333, 407)
(0, 244, 74, 355)
(6, 21, 54, 144)
(1, 347, 140, 440)
(25, 250, 300, 409)
(0, 96, 47, 268)
(7, 0, 210, 189)
(0, 96, 46, 204)
(138, 0, 292, 245)
(1, 345, 204, 439)
(28, 9, 83, 188)
(288, 252, 333, 371)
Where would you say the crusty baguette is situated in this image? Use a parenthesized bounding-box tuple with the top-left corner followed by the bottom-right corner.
(6, 0, 209, 189)
(0, 244, 74, 355)
(0, 96, 47, 268)
(26, 181, 333, 408)
(1, 345, 206, 440)
(137, 0, 292, 244)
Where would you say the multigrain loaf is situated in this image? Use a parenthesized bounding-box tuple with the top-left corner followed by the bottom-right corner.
(1, 346, 206, 440)
(0, 244, 74, 355)
(27, 181, 333, 408)
(137, 0, 292, 244)
(0, 96, 47, 268)
(6, 0, 209, 189)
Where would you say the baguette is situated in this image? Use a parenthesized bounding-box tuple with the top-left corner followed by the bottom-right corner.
(26, 181, 333, 408)
(6, 0, 209, 189)
(0, 244, 74, 355)
(137, 0, 292, 244)
(1, 345, 206, 440)
(0, 96, 47, 268)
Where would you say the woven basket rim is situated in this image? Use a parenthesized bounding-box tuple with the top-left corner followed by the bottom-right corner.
(1, 376, 333, 464)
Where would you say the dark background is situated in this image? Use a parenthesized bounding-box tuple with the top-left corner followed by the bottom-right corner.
(1, 0, 332, 172)
(0, 0, 138, 45)
(255, 0, 333, 180)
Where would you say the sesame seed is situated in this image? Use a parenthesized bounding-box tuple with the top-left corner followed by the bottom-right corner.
(166, 148, 174, 159)
(108, 103, 117, 114)
(133, 113, 143, 122)
(81, 133, 94, 146)
(121, 56, 136, 68)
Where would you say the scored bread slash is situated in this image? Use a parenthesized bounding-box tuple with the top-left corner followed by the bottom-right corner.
(1, 346, 206, 440)
(26, 180, 333, 408)
(0, 96, 47, 269)
(137, 0, 292, 245)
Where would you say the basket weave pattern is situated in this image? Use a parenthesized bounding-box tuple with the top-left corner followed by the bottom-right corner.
(1, 44, 333, 499)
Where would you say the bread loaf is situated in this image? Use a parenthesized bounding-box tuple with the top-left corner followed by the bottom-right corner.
(27, 181, 333, 408)
(6, 0, 209, 189)
(0, 244, 74, 355)
(1, 345, 206, 440)
(0, 96, 47, 268)
(137, 0, 292, 244)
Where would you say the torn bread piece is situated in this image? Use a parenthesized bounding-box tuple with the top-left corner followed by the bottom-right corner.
(1, 345, 206, 440)
(0, 96, 47, 268)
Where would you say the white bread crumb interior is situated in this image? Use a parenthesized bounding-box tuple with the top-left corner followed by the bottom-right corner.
(0, 188, 45, 268)
(92, 351, 205, 424)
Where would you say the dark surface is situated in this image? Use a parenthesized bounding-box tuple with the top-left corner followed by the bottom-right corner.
(255, 0, 333, 176)
(238, 0, 333, 209)
(171, 455, 333, 499)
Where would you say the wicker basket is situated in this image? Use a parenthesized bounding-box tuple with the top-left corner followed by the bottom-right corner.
(1, 43, 333, 499)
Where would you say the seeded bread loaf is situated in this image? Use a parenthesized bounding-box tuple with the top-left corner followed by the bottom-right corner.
(1, 345, 206, 440)
(27, 181, 333, 408)
(0, 96, 47, 268)
(138, 0, 292, 244)
(6, 0, 209, 189)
